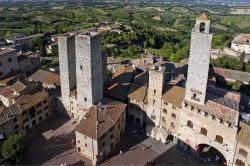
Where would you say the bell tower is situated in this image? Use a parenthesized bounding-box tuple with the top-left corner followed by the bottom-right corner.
(185, 13, 213, 105)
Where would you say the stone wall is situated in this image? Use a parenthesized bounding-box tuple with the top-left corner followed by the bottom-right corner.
(75, 33, 103, 110)
(58, 35, 76, 110)
(185, 31, 212, 105)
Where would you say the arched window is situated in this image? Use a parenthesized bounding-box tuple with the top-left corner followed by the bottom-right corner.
(163, 109, 167, 114)
(200, 128, 207, 136)
(235, 159, 245, 166)
(187, 120, 193, 128)
(200, 22, 205, 32)
(215, 135, 223, 144)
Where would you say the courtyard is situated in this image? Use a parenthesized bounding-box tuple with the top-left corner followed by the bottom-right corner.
(19, 114, 208, 165)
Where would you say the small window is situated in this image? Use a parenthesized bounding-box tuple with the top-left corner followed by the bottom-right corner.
(239, 148, 248, 158)
(162, 117, 166, 123)
(172, 105, 176, 110)
(39, 116, 42, 121)
(163, 109, 167, 114)
(171, 122, 175, 128)
(85, 143, 87, 147)
(78, 140, 80, 143)
(215, 135, 223, 144)
(45, 113, 48, 117)
(235, 159, 245, 166)
(8, 58, 12, 62)
(80, 65, 83, 70)
(200, 127, 207, 136)
(171, 113, 176, 119)
(187, 120, 193, 128)
(84, 98, 87, 102)
(153, 100, 155, 104)
(0, 72, 3, 76)
(110, 135, 113, 139)
(102, 142, 105, 147)
(154, 89, 156, 95)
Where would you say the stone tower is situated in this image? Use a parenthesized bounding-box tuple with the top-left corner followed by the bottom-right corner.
(185, 13, 213, 105)
(147, 66, 165, 126)
(75, 32, 103, 109)
(58, 35, 76, 110)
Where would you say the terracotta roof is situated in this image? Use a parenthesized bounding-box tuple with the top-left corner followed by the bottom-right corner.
(0, 86, 13, 98)
(0, 48, 16, 56)
(107, 57, 122, 64)
(0, 104, 20, 125)
(0, 76, 15, 85)
(75, 104, 126, 140)
(104, 65, 133, 101)
(232, 34, 250, 45)
(162, 86, 185, 108)
(10, 80, 27, 94)
(184, 91, 240, 125)
(127, 70, 149, 102)
(128, 84, 148, 102)
(238, 121, 250, 148)
(210, 67, 250, 84)
(197, 13, 209, 21)
(29, 69, 60, 86)
(15, 90, 48, 111)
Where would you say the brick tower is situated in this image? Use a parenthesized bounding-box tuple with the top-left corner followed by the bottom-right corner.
(185, 13, 213, 105)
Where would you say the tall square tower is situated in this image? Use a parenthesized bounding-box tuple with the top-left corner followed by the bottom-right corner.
(185, 13, 213, 105)
(147, 66, 165, 126)
(75, 32, 103, 109)
(58, 35, 76, 110)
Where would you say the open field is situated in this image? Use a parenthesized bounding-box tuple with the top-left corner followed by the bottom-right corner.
(231, 7, 250, 15)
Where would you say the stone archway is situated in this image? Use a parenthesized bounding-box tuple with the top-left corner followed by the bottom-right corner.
(197, 144, 226, 165)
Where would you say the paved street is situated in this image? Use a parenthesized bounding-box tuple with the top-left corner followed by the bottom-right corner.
(19, 113, 91, 166)
(20, 115, 207, 165)
(101, 123, 207, 165)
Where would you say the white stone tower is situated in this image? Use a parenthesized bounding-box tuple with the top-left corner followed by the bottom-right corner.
(75, 32, 103, 109)
(58, 35, 76, 110)
(185, 13, 213, 105)
(147, 66, 165, 126)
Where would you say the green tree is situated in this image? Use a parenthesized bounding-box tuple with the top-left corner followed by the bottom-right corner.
(245, 63, 250, 73)
(231, 80, 242, 91)
(39, 39, 47, 57)
(28, 37, 42, 50)
(1, 133, 27, 163)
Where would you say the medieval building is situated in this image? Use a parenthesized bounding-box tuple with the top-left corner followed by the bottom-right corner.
(128, 13, 250, 166)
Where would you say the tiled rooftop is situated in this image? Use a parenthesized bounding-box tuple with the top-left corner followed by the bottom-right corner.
(232, 34, 250, 45)
(75, 104, 126, 140)
(29, 69, 60, 86)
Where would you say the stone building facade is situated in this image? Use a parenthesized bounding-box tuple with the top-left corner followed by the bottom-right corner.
(75, 104, 126, 164)
(0, 48, 19, 79)
(58, 35, 76, 111)
(58, 32, 104, 120)
(0, 87, 54, 139)
(231, 34, 250, 54)
(185, 13, 212, 105)
(75, 33, 103, 110)
(127, 14, 250, 166)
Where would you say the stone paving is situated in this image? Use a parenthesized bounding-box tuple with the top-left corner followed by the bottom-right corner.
(19, 113, 92, 165)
